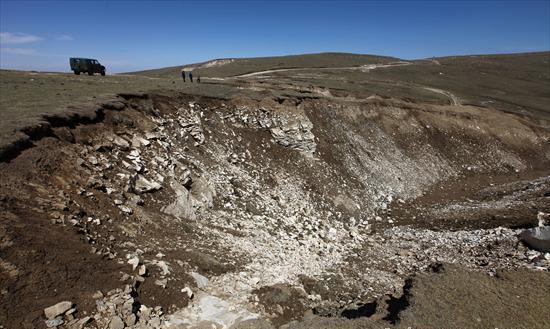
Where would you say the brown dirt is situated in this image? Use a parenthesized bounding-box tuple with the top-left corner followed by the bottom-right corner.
(0, 145, 125, 328)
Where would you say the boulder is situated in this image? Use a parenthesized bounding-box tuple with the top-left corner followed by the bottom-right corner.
(109, 315, 125, 329)
(128, 174, 162, 194)
(190, 272, 209, 289)
(127, 256, 140, 270)
(44, 301, 73, 319)
(112, 136, 130, 150)
(520, 227, 550, 252)
(161, 179, 198, 220)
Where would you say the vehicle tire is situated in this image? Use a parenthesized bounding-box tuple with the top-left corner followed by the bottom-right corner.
(88, 71, 93, 76)
(101, 70, 105, 76)
(74, 71, 80, 75)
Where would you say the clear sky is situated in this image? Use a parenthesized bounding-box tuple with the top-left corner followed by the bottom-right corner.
(1, 0, 549, 73)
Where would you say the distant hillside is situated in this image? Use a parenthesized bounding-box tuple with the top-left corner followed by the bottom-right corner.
(367, 51, 550, 118)
(125, 51, 550, 119)
(126, 52, 400, 78)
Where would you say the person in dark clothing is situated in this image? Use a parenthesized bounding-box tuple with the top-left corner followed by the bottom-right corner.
(197, 75, 201, 83)
(189, 72, 193, 83)
(181, 70, 186, 82)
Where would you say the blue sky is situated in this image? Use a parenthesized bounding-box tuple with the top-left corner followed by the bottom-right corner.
(1, 0, 549, 73)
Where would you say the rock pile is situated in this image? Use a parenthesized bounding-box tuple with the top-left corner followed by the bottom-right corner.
(92, 286, 166, 329)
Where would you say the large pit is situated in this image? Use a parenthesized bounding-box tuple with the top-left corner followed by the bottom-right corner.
(1, 92, 549, 329)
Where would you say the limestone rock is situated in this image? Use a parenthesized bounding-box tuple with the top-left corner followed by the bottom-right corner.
(138, 264, 147, 276)
(182, 287, 193, 299)
(127, 256, 140, 270)
(190, 272, 209, 289)
(44, 301, 73, 319)
(161, 179, 197, 220)
(128, 174, 162, 194)
(269, 116, 316, 155)
(109, 315, 125, 329)
(45, 317, 64, 328)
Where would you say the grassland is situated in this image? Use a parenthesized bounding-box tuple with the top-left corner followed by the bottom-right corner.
(130, 52, 399, 78)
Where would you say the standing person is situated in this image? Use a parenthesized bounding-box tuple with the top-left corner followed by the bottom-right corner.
(189, 71, 193, 83)
(181, 69, 186, 82)
(197, 75, 201, 83)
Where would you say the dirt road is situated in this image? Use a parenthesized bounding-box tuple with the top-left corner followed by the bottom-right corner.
(423, 86, 460, 105)
(231, 61, 412, 78)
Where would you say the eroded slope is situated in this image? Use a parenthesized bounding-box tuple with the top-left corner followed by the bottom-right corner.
(1, 93, 549, 329)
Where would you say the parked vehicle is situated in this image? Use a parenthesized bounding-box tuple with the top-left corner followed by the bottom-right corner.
(69, 58, 106, 76)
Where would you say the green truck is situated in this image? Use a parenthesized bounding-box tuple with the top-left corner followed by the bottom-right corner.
(69, 58, 106, 76)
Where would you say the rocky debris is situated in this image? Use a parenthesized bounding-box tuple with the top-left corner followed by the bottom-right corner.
(269, 117, 316, 155)
(218, 103, 317, 155)
(92, 285, 166, 329)
(177, 108, 205, 146)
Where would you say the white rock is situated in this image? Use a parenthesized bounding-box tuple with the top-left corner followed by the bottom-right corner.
(182, 287, 194, 299)
(45, 317, 64, 328)
(190, 272, 209, 289)
(130, 174, 162, 194)
(113, 136, 130, 150)
(109, 315, 125, 329)
(156, 260, 171, 275)
(155, 279, 167, 288)
(127, 256, 140, 270)
(138, 264, 147, 276)
(44, 301, 73, 319)
(119, 205, 133, 214)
